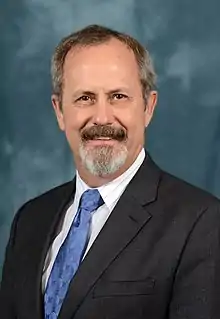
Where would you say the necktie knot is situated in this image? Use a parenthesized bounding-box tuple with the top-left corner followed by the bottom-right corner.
(79, 189, 104, 212)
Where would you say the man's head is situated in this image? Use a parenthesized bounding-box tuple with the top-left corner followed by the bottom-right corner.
(51, 24, 158, 185)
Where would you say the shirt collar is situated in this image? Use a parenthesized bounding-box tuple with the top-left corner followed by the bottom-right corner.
(75, 148, 145, 210)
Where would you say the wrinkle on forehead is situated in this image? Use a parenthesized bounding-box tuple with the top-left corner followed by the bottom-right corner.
(63, 39, 140, 91)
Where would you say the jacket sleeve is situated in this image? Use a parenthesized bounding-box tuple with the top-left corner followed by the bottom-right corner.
(0, 209, 22, 319)
(168, 202, 220, 319)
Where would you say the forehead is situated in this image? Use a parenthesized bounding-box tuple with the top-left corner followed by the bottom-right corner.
(63, 39, 140, 89)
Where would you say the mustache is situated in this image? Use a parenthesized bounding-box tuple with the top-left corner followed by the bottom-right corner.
(81, 125, 127, 142)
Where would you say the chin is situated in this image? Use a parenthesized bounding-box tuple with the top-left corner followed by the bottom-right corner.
(79, 143, 128, 177)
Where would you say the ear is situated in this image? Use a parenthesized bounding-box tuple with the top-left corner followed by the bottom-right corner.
(51, 94, 65, 131)
(144, 90, 158, 127)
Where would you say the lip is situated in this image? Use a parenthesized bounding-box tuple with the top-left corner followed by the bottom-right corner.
(86, 139, 118, 146)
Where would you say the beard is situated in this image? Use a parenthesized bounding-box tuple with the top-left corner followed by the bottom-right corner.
(79, 143, 128, 177)
(79, 125, 128, 177)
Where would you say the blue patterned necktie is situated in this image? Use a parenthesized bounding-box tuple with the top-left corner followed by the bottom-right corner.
(44, 189, 104, 319)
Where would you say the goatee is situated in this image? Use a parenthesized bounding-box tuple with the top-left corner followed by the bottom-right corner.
(79, 125, 128, 176)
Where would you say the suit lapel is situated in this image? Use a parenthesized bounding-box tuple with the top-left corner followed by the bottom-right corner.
(34, 181, 76, 319)
(59, 155, 161, 319)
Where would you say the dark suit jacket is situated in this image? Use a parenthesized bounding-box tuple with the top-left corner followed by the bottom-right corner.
(1, 156, 220, 319)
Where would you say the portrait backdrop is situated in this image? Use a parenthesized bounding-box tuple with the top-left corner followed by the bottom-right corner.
(0, 0, 220, 274)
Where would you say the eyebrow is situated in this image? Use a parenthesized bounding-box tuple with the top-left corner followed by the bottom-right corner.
(107, 88, 130, 94)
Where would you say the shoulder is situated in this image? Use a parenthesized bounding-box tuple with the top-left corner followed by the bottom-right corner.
(140, 154, 220, 224)
(157, 169, 220, 223)
(140, 154, 219, 210)
(14, 180, 75, 225)
(160, 169, 219, 206)
(5, 180, 74, 252)
(21, 180, 74, 208)
(141, 164, 220, 244)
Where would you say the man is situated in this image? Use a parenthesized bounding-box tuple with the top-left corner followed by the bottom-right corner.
(0, 24, 220, 319)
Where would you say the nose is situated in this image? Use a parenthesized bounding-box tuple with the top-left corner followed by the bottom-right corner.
(92, 97, 114, 126)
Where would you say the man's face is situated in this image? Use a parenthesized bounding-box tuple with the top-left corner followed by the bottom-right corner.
(52, 39, 157, 177)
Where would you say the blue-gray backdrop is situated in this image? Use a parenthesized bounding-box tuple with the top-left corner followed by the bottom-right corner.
(0, 0, 220, 274)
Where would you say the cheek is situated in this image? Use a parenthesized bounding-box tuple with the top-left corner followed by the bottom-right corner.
(64, 125, 82, 155)
(60, 112, 81, 146)
(62, 107, 86, 131)
(125, 111, 146, 135)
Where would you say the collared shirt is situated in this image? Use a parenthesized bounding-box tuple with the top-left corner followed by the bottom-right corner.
(42, 148, 145, 291)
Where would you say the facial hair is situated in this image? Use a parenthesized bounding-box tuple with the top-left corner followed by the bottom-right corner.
(79, 125, 128, 177)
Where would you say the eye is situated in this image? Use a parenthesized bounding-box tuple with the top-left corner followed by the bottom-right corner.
(77, 95, 91, 102)
(112, 93, 128, 100)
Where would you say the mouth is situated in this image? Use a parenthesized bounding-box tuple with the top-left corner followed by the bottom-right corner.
(81, 125, 127, 143)
(86, 138, 118, 146)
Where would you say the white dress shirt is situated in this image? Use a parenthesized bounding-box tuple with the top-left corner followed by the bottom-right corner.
(42, 148, 145, 291)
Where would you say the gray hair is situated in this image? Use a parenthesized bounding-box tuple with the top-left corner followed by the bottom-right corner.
(51, 24, 157, 103)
